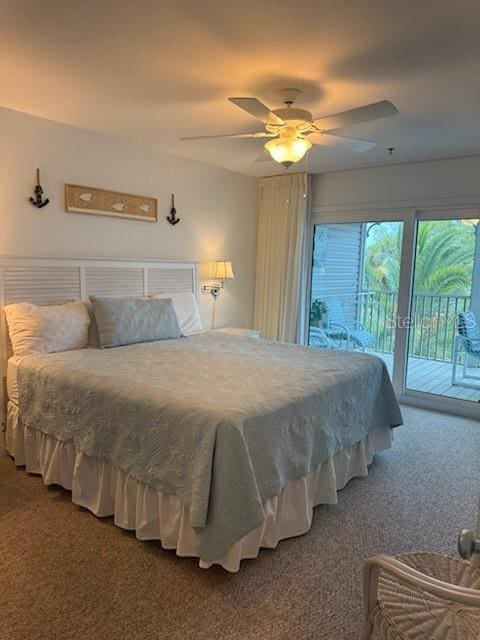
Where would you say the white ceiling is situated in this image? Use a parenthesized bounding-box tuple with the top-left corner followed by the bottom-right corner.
(1, 0, 479, 177)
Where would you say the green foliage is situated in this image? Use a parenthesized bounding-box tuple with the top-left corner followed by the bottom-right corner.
(363, 222, 402, 291)
(310, 299, 325, 323)
(363, 220, 475, 295)
(360, 220, 477, 361)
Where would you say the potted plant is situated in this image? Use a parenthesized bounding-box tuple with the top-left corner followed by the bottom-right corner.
(310, 299, 325, 327)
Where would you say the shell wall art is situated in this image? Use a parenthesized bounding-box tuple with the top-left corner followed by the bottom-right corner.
(65, 184, 157, 222)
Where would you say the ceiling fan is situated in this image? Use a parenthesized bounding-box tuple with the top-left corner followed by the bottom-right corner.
(181, 89, 399, 168)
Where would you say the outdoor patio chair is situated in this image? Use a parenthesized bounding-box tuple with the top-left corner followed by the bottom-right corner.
(322, 299, 376, 351)
(308, 326, 337, 349)
(451, 311, 480, 389)
(360, 499, 480, 640)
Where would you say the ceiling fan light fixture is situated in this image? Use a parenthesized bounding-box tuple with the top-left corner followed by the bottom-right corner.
(264, 136, 312, 168)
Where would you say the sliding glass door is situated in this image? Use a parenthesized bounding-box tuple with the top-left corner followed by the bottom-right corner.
(308, 219, 404, 380)
(405, 216, 480, 403)
(308, 210, 480, 415)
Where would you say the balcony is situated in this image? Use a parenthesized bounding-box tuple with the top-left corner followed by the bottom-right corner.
(309, 218, 480, 405)
(309, 290, 480, 403)
(361, 290, 480, 402)
(359, 289, 471, 362)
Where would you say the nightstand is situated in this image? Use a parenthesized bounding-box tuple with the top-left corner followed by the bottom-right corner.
(213, 327, 263, 339)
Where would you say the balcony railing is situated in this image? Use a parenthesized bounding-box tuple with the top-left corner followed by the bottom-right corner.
(358, 290, 471, 363)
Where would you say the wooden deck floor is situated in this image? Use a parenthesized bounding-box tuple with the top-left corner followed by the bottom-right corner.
(373, 351, 480, 403)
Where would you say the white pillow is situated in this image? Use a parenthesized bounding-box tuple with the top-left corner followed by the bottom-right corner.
(151, 292, 202, 335)
(4, 300, 90, 356)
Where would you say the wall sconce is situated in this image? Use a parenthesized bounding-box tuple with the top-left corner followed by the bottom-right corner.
(203, 260, 235, 297)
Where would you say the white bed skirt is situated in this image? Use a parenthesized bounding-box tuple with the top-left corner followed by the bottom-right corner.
(5, 401, 392, 572)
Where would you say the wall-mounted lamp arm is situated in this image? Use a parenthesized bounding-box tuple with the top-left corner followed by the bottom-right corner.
(203, 282, 224, 297)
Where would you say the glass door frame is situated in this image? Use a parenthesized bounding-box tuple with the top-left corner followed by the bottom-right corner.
(306, 206, 480, 420)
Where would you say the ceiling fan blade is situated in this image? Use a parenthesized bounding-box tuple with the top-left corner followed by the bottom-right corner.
(254, 149, 273, 163)
(313, 100, 398, 132)
(229, 97, 285, 126)
(308, 132, 376, 152)
(180, 131, 273, 141)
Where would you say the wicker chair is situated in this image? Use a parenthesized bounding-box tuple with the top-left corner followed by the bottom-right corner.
(361, 507, 480, 639)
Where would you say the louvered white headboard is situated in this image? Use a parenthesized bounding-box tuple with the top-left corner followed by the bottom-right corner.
(0, 256, 199, 424)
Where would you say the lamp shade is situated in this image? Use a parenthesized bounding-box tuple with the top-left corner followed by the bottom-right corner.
(265, 137, 312, 168)
(213, 260, 234, 280)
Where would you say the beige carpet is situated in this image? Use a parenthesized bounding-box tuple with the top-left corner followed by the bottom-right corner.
(1, 406, 479, 640)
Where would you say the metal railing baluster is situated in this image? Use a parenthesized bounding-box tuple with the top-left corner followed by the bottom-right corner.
(434, 297, 441, 361)
(442, 297, 450, 362)
(348, 290, 471, 363)
(426, 295, 434, 359)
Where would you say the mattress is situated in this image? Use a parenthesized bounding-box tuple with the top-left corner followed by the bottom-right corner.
(6, 356, 23, 405)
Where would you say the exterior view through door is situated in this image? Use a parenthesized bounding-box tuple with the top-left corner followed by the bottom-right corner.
(308, 216, 480, 409)
(406, 217, 480, 403)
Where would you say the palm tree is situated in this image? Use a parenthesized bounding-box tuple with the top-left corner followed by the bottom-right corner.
(364, 220, 475, 295)
(363, 222, 402, 291)
(362, 220, 476, 359)
(413, 222, 474, 294)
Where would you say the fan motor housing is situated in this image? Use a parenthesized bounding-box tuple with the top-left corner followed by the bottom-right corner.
(273, 107, 312, 127)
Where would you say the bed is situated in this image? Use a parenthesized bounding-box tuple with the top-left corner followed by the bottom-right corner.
(1, 256, 402, 572)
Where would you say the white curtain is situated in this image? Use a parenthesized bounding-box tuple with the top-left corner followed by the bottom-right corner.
(254, 173, 309, 342)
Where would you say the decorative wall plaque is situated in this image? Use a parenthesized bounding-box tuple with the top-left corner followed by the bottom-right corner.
(65, 184, 157, 222)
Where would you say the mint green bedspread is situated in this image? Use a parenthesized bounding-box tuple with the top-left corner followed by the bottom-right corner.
(18, 332, 402, 561)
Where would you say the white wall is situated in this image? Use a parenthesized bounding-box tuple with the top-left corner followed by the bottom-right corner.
(0, 107, 258, 329)
(312, 155, 480, 211)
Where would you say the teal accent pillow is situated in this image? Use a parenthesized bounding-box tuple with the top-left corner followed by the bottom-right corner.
(89, 296, 182, 348)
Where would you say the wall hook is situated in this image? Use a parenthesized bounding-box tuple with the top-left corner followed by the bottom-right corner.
(29, 168, 50, 208)
(166, 193, 180, 225)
